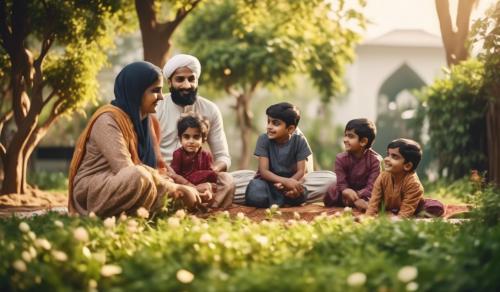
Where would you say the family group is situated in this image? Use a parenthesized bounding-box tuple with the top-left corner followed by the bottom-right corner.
(68, 54, 444, 219)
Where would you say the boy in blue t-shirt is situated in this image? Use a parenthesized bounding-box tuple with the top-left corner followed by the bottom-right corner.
(245, 102, 312, 208)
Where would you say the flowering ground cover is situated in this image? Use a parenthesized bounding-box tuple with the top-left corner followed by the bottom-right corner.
(1, 181, 499, 291)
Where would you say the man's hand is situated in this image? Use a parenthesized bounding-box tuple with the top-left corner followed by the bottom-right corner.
(211, 161, 227, 173)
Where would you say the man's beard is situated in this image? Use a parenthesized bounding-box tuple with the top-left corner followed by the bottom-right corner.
(170, 86, 198, 106)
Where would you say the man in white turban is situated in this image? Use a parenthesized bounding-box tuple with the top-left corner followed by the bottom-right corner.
(155, 54, 231, 172)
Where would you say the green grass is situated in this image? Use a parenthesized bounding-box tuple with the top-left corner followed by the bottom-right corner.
(1, 179, 498, 291)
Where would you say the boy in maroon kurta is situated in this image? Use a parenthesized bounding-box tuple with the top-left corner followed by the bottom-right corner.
(366, 138, 444, 218)
(323, 119, 382, 211)
(170, 113, 234, 208)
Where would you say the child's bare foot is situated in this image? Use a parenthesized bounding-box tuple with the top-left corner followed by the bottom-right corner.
(353, 199, 368, 211)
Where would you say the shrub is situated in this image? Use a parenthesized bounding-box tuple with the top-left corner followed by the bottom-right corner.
(416, 59, 488, 180)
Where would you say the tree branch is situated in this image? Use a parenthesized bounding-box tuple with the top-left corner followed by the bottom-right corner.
(42, 89, 56, 108)
(0, 109, 13, 137)
(435, 0, 454, 65)
(34, 33, 54, 69)
(0, 142, 6, 165)
(43, 97, 64, 129)
(455, 0, 476, 61)
(164, 0, 203, 37)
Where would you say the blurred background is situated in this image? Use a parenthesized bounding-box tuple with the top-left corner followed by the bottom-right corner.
(1, 0, 497, 193)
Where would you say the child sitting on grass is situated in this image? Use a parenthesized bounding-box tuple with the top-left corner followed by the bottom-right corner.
(245, 102, 312, 208)
(323, 118, 382, 212)
(170, 113, 234, 209)
(366, 138, 444, 218)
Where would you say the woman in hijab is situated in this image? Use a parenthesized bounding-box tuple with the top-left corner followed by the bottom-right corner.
(68, 61, 201, 217)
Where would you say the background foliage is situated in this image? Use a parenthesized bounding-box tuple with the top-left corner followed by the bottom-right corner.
(416, 59, 488, 180)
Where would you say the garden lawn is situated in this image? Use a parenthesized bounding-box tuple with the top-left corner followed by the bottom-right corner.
(1, 182, 500, 292)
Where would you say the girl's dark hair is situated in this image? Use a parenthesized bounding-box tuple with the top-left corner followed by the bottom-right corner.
(177, 113, 210, 142)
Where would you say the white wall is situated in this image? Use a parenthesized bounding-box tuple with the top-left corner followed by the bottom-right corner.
(332, 44, 446, 125)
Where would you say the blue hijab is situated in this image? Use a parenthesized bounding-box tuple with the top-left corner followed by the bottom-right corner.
(111, 61, 161, 168)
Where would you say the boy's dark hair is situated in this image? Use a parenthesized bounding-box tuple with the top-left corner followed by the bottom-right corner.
(177, 113, 210, 142)
(265, 102, 301, 127)
(345, 118, 377, 148)
(387, 138, 422, 171)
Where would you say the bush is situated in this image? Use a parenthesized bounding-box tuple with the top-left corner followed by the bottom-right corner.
(416, 59, 488, 180)
(28, 171, 68, 191)
(1, 195, 500, 292)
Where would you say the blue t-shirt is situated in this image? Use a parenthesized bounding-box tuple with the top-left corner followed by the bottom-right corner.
(254, 132, 312, 178)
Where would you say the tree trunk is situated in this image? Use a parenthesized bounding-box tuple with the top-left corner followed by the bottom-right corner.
(435, 0, 476, 66)
(1, 121, 37, 194)
(142, 28, 172, 68)
(234, 92, 254, 170)
(135, 0, 203, 68)
(486, 88, 500, 186)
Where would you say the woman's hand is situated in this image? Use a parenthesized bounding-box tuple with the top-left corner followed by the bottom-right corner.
(175, 184, 202, 208)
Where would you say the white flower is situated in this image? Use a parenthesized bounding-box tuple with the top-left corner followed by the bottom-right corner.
(28, 231, 36, 240)
(406, 282, 418, 291)
(103, 217, 116, 229)
(347, 272, 367, 287)
(175, 209, 186, 219)
(176, 269, 194, 283)
(199, 233, 213, 243)
(54, 220, 64, 228)
(93, 252, 106, 264)
(100, 264, 122, 277)
(222, 210, 230, 217)
(12, 260, 27, 272)
(236, 212, 245, 220)
(51, 250, 68, 262)
(89, 279, 98, 289)
(270, 204, 279, 212)
(254, 235, 269, 246)
(119, 213, 128, 221)
(82, 246, 92, 258)
(136, 207, 149, 219)
(35, 238, 52, 250)
(73, 227, 89, 242)
(127, 219, 139, 233)
(344, 207, 352, 213)
(19, 222, 30, 233)
(21, 251, 32, 262)
(168, 217, 180, 228)
(398, 266, 418, 283)
(29, 246, 37, 258)
(218, 232, 229, 243)
(293, 212, 301, 220)
(89, 212, 97, 218)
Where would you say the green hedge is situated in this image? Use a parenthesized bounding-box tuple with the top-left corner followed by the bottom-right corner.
(417, 59, 488, 179)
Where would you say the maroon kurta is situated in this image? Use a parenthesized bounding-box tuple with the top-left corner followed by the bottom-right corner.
(171, 148, 218, 185)
(324, 148, 382, 207)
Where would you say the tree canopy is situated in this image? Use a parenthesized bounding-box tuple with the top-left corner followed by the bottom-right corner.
(0, 0, 129, 194)
(178, 0, 365, 168)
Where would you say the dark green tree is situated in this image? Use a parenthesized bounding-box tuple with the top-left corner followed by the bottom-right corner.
(0, 0, 128, 194)
(180, 0, 365, 168)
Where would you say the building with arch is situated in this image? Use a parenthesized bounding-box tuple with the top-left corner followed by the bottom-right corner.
(332, 29, 446, 170)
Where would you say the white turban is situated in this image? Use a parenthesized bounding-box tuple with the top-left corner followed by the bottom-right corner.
(163, 54, 201, 79)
